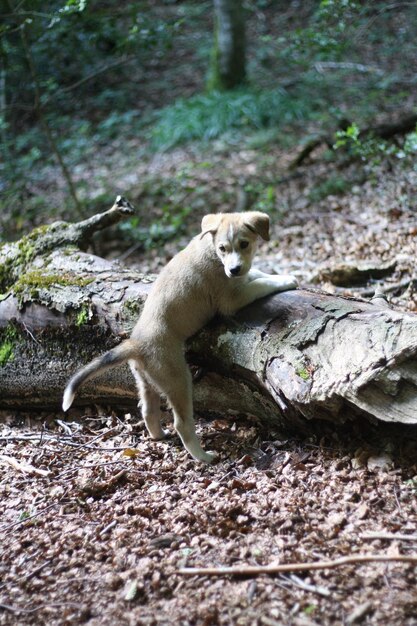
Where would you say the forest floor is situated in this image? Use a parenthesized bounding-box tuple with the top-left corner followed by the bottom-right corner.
(1, 134, 417, 625)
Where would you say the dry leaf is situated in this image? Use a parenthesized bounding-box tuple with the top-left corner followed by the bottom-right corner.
(122, 448, 141, 458)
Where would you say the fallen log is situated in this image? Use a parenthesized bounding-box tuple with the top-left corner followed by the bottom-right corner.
(1, 200, 417, 430)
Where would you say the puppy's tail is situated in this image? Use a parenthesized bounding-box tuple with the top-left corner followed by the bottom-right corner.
(62, 339, 137, 412)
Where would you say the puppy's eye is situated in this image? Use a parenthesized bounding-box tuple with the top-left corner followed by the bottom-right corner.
(240, 241, 249, 250)
(218, 244, 226, 254)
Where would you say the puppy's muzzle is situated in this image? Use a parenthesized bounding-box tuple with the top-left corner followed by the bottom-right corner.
(229, 265, 242, 277)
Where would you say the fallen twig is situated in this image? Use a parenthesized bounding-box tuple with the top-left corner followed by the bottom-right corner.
(283, 573, 331, 597)
(23, 560, 52, 582)
(346, 601, 373, 625)
(0, 432, 127, 452)
(314, 61, 384, 75)
(178, 554, 417, 577)
(288, 134, 329, 169)
(99, 520, 117, 536)
(359, 277, 417, 298)
(0, 454, 50, 477)
(56, 419, 77, 435)
(0, 601, 83, 614)
(360, 532, 417, 542)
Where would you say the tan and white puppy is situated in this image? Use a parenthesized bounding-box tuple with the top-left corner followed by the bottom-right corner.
(63, 211, 297, 462)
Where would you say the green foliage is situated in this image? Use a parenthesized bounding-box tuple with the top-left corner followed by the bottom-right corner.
(1, 1, 182, 127)
(253, 184, 276, 214)
(334, 124, 417, 165)
(334, 122, 360, 147)
(75, 305, 89, 327)
(120, 204, 193, 250)
(1, 0, 416, 238)
(296, 366, 310, 381)
(303, 604, 317, 616)
(271, 1, 416, 133)
(402, 130, 417, 158)
(0, 325, 19, 367)
(148, 1, 417, 154)
(243, 182, 277, 214)
(278, 0, 361, 65)
(0, 0, 188, 233)
(0, 340, 14, 366)
(151, 88, 313, 150)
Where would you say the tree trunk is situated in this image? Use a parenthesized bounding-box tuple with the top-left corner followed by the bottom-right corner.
(2, 201, 417, 431)
(208, 0, 246, 91)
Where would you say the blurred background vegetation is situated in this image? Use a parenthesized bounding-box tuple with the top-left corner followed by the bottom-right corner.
(1, 0, 416, 248)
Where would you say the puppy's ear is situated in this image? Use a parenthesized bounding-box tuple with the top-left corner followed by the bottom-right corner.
(200, 213, 222, 239)
(244, 211, 270, 241)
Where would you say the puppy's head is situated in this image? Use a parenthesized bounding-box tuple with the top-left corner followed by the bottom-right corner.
(201, 211, 270, 278)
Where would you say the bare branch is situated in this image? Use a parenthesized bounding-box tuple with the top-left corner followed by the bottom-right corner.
(179, 554, 417, 577)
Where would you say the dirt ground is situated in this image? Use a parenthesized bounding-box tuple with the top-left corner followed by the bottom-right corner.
(1, 146, 417, 624)
(1, 411, 417, 626)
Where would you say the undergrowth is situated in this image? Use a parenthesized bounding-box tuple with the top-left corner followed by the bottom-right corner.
(1, 1, 416, 241)
(150, 88, 314, 150)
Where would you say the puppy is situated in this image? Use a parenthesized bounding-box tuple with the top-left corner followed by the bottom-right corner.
(63, 211, 297, 462)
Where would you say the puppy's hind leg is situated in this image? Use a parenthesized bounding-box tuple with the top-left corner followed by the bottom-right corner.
(168, 384, 216, 463)
(169, 369, 217, 463)
(129, 361, 167, 440)
(144, 353, 216, 463)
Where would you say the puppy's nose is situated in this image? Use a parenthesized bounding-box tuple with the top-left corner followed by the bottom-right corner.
(230, 265, 242, 276)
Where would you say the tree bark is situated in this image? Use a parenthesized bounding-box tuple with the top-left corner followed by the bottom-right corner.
(208, 0, 246, 91)
(2, 202, 417, 431)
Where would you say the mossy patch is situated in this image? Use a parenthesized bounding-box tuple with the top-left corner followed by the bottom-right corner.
(123, 298, 142, 317)
(0, 229, 45, 292)
(296, 366, 310, 381)
(11, 270, 93, 303)
(0, 341, 14, 366)
(0, 221, 70, 293)
(0, 254, 14, 295)
(75, 304, 90, 327)
(0, 325, 19, 366)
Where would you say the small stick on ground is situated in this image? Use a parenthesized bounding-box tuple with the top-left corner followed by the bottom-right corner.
(99, 520, 117, 536)
(284, 573, 331, 597)
(179, 554, 417, 577)
(360, 532, 417, 542)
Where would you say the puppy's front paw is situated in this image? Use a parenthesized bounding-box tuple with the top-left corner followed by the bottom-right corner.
(271, 274, 298, 291)
(284, 275, 298, 290)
